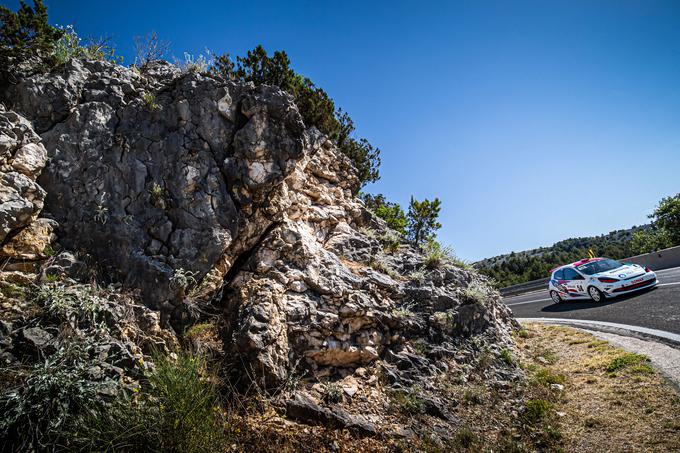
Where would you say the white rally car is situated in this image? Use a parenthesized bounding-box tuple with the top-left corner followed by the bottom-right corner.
(548, 258, 658, 303)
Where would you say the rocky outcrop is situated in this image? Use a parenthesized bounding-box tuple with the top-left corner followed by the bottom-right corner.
(0, 106, 55, 261)
(1, 58, 518, 397)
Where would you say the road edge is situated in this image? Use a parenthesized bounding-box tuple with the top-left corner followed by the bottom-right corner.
(517, 317, 680, 349)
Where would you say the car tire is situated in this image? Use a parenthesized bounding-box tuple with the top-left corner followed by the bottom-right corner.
(588, 286, 604, 302)
(550, 290, 562, 304)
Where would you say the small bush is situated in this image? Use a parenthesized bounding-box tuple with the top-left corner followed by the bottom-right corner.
(462, 282, 489, 305)
(0, 344, 107, 450)
(143, 91, 161, 111)
(463, 388, 483, 405)
(517, 328, 531, 339)
(176, 50, 214, 73)
(423, 238, 455, 269)
(52, 25, 121, 65)
(391, 386, 424, 414)
(134, 31, 170, 68)
(453, 425, 477, 448)
(499, 348, 515, 365)
(606, 353, 650, 372)
(533, 368, 566, 386)
(523, 399, 551, 424)
(170, 268, 198, 292)
(70, 351, 228, 452)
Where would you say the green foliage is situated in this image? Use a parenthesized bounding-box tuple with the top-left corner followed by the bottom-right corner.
(630, 228, 672, 255)
(0, 344, 105, 451)
(0, 0, 63, 65)
(391, 385, 425, 414)
(360, 193, 407, 235)
(453, 426, 478, 449)
(213, 46, 380, 189)
(33, 282, 104, 325)
(532, 368, 566, 386)
(461, 281, 489, 305)
(52, 25, 121, 65)
(170, 268, 198, 291)
(606, 353, 649, 372)
(70, 352, 228, 452)
(523, 399, 552, 424)
(423, 238, 454, 269)
(407, 196, 442, 245)
(476, 225, 650, 288)
(499, 348, 515, 365)
(143, 91, 161, 111)
(648, 193, 680, 246)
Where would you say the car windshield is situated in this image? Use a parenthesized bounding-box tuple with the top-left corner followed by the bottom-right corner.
(577, 259, 623, 275)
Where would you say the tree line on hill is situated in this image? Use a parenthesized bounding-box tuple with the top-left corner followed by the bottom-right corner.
(475, 193, 680, 288)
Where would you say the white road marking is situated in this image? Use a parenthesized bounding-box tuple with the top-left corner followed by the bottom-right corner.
(506, 298, 551, 306)
(658, 282, 680, 287)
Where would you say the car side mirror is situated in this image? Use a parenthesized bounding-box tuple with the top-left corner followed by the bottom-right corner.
(574, 275, 585, 280)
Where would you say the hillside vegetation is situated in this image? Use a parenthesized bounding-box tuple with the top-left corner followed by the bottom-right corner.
(477, 192, 680, 287)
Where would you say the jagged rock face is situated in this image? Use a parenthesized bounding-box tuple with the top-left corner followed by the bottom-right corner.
(6, 60, 306, 314)
(3, 59, 518, 389)
(0, 107, 55, 260)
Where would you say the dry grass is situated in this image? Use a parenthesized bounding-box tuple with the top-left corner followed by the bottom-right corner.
(517, 323, 680, 453)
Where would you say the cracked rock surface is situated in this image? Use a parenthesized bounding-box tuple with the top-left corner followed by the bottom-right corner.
(2, 59, 519, 394)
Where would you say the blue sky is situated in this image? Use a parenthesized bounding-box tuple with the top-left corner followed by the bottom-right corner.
(16, 0, 680, 260)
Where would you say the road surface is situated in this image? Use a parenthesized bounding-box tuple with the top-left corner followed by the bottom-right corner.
(504, 267, 680, 334)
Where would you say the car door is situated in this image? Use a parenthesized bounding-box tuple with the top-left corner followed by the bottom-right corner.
(562, 268, 586, 297)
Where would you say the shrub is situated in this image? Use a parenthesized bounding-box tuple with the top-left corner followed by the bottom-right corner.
(461, 282, 489, 305)
(391, 386, 424, 414)
(133, 31, 170, 68)
(423, 238, 452, 269)
(143, 92, 161, 111)
(0, 344, 106, 451)
(70, 351, 228, 452)
(33, 282, 104, 326)
(523, 399, 552, 424)
(533, 368, 566, 386)
(213, 46, 380, 190)
(170, 268, 197, 291)
(453, 426, 477, 448)
(176, 50, 213, 73)
(499, 348, 515, 365)
(52, 25, 121, 65)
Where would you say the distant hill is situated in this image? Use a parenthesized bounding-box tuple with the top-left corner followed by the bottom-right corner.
(474, 225, 651, 288)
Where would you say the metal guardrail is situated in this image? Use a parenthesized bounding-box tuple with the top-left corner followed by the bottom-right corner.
(500, 245, 680, 297)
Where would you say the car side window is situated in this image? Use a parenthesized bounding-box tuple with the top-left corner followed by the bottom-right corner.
(553, 269, 564, 280)
(563, 268, 583, 280)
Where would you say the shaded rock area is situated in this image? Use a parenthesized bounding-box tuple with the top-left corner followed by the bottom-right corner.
(1, 58, 522, 446)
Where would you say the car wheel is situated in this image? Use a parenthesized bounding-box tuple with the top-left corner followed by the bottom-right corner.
(588, 286, 604, 302)
(550, 290, 562, 304)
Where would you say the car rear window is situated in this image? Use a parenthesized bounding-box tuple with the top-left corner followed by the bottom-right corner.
(553, 269, 564, 280)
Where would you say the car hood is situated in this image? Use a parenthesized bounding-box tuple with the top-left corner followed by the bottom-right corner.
(594, 264, 645, 280)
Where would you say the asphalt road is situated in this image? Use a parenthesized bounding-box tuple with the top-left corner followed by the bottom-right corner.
(504, 267, 680, 334)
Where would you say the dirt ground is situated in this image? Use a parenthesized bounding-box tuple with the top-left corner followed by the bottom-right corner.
(516, 323, 680, 453)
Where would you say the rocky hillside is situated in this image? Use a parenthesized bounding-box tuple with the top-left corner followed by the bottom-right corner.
(0, 58, 526, 451)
